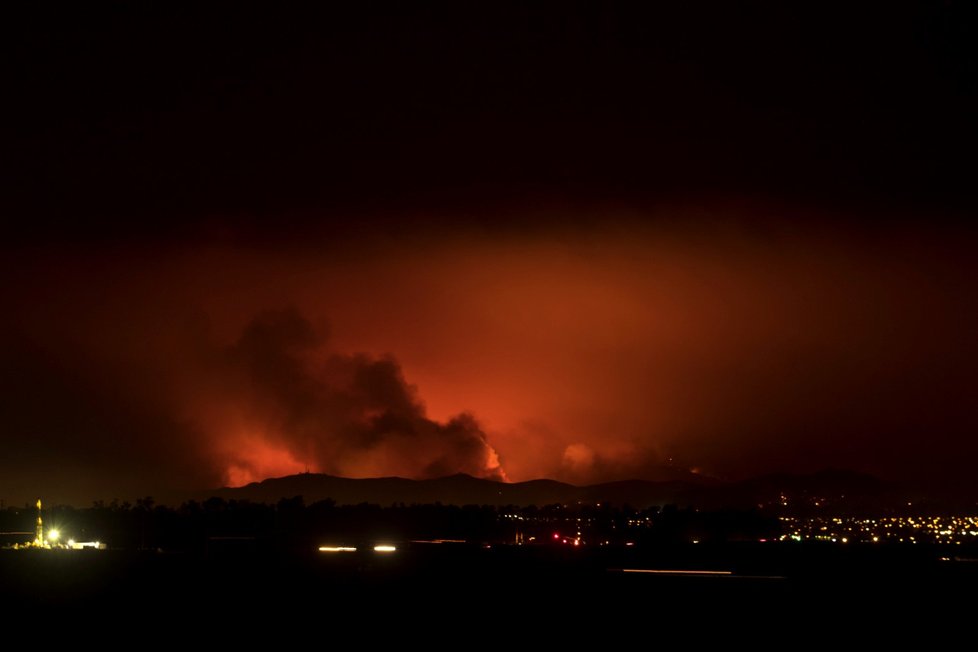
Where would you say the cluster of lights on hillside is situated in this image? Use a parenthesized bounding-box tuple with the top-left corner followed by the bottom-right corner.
(780, 516, 978, 545)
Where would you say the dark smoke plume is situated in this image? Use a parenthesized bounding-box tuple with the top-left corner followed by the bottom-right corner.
(217, 308, 506, 484)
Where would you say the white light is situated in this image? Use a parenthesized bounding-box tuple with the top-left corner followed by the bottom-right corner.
(318, 546, 357, 552)
(373, 545, 396, 553)
(47, 529, 60, 542)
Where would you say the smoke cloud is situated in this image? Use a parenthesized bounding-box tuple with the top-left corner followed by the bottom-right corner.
(2, 209, 977, 504)
(208, 308, 506, 485)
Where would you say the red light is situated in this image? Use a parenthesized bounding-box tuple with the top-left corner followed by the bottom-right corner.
(553, 533, 559, 539)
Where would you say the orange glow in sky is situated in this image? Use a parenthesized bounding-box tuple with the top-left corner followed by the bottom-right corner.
(221, 433, 310, 487)
(4, 213, 978, 502)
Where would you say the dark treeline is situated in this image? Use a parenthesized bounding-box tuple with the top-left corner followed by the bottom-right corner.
(0, 498, 778, 552)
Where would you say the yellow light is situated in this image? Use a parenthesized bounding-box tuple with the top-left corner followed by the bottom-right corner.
(373, 545, 396, 553)
(318, 546, 357, 552)
(47, 529, 60, 542)
(67, 539, 75, 547)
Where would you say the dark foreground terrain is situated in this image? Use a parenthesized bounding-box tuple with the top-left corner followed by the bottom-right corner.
(2, 542, 974, 636)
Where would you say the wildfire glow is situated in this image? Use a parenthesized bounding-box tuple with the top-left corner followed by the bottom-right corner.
(221, 433, 310, 487)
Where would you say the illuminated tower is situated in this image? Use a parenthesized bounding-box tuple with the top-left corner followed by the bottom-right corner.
(35, 499, 44, 546)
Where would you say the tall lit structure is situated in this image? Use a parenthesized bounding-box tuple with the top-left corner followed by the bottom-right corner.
(35, 499, 44, 546)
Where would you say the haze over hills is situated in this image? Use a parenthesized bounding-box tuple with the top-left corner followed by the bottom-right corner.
(204, 469, 912, 513)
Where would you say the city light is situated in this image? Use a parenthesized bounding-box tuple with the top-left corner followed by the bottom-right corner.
(47, 529, 60, 542)
(373, 545, 396, 553)
(780, 515, 978, 545)
(318, 546, 357, 552)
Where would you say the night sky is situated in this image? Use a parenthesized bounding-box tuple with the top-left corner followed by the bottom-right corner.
(3, 3, 977, 505)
